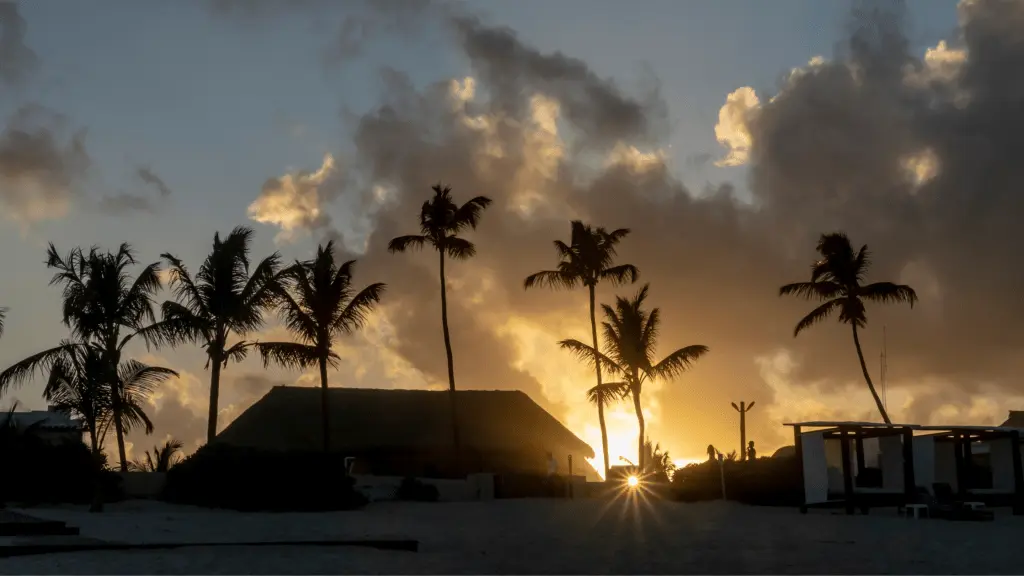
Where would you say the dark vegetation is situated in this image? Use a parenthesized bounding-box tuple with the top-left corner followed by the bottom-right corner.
(395, 477, 440, 502)
(0, 434, 123, 506)
(672, 456, 802, 506)
(161, 444, 366, 512)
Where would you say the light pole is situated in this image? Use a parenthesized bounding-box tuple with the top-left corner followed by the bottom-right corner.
(731, 401, 756, 461)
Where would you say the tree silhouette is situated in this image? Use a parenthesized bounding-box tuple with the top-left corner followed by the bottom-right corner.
(45, 342, 109, 460)
(159, 226, 283, 444)
(644, 438, 676, 481)
(0, 306, 6, 338)
(132, 438, 184, 472)
(560, 284, 708, 471)
(0, 244, 169, 471)
(524, 220, 638, 480)
(779, 232, 917, 424)
(256, 242, 386, 453)
(388, 184, 491, 457)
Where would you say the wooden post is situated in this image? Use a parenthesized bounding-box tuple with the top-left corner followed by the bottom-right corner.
(901, 427, 916, 501)
(731, 401, 756, 461)
(567, 455, 574, 499)
(794, 425, 805, 512)
(855, 437, 866, 481)
(840, 429, 855, 515)
(1010, 430, 1023, 516)
(953, 432, 966, 496)
(963, 435, 974, 492)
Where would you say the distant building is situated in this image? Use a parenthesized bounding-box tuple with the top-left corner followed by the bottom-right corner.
(216, 387, 600, 480)
(2, 405, 84, 445)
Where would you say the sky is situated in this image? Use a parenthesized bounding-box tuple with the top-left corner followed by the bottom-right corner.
(5, 0, 1021, 472)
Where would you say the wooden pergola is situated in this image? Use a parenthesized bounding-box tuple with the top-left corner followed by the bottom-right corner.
(785, 421, 1024, 515)
(786, 421, 918, 515)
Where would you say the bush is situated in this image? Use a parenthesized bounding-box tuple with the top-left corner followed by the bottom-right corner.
(395, 476, 440, 502)
(161, 443, 367, 512)
(0, 435, 123, 505)
(672, 456, 802, 506)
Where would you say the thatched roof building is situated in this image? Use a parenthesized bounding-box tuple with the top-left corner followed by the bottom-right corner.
(216, 387, 598, 480)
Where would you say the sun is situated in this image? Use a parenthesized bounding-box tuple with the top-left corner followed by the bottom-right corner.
(626, 475, 640, 488)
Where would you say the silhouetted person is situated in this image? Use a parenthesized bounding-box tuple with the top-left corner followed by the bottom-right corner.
(707, 444, 717, 462)
(747, 441, 756, 461)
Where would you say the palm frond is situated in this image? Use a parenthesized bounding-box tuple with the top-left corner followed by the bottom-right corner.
(523, 270, 579, 290)
(0, 341, 84, 396)
(648, 345, 710, 380)
(388, 234, 427, 254)
(586, 381, 629, 406)
(452, 195, 493, 232)
(444, 237, 477, 260)
(334, 282, 386, 335)
(793, 298, 844, 337)
(557, 339, 623, 374)
(221, 341, 251, 366)
(600, 264, 639, 286)
(779, 281, 844, 301)
(859, 282, 918, 307)
(0, 306, 6, 338)
(254, 341, 320, 370)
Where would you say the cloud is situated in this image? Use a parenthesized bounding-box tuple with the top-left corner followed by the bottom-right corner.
(247, 154, 340, 243)
(0, 2, 39, 87)
(236, 0, 1024, 466)
(96, 165, 173, 215)
(0, 105, 90, 223)
(713, 87, 760, 167)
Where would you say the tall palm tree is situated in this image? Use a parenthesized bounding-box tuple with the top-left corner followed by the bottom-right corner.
(159, 226, 282, 444)
(779, 232, 917, 424)
(524, 220, 638, 479)
(256, 242, 386, 453)
(560, 284, 708, 471)
(388, 184, 491, 455)
(45, 342, 108, 459)
(0, 244, 167, 471)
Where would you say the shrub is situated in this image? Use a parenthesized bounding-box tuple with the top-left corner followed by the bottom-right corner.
(395, 476, 440, 502)
(161, 443, 367, 512)
(672, 456, 802, 506)
(0, 435, 123, 505)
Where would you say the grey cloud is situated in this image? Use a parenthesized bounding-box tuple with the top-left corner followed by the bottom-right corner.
(0, 2, 38, 87)
(137, 165, 171, 198)
(96, 165, 172, 215)
(247, 0, 1024, 457)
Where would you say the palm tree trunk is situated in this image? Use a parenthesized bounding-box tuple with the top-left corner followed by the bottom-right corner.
(107, 371, 129, 473)
(439, 251, 460, 463)
(319, 355, 330, 453)
(631, 386, 645, 472)
(588, 284, 610, 480)
(207, 350, 222, 444)
(87, 422, 103, 513)
(852, 324, 891, 424)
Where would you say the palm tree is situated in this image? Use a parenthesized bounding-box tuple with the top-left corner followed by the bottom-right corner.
(779, 232, 917, 425)
(45, 343, 108, 459)
(0, 306, 7, 338)
(524, 220, 638, 480)
(560, 284, 708, 471)
(644, 438, 676, 481)
(132, 438, 184, 472)
(0, 244, 167, 471)
(256, 242, 386, 453)
(388, 184, 491, 455)
(159, 226, 282, 444)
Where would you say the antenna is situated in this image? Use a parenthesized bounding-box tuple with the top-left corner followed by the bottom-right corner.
(880, 325, 888, 411)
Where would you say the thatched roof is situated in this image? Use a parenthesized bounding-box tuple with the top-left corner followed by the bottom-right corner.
(999, 411, 1024, 428)
(216, 386, 595, 458)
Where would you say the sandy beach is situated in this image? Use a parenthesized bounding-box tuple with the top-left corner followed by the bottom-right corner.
(1, 497, 1023, 574)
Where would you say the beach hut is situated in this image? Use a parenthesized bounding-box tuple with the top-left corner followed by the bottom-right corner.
(785, 421, 917, 514)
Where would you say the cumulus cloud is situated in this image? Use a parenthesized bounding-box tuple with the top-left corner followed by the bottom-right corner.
(0, 105, 90, 223)
(247, 154, 341, 244)
(234, 0, 1024, 465)
(713, 87, 760, 167)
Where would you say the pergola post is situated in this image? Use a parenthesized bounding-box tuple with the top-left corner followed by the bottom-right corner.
(953, 431, 966, 496)
(1011, 430, 1023, 516)
(901, 427, 916, 502)
(794, 425, 805, 513)
(855, 436, 866, 481)
(839, 428, 855, 515)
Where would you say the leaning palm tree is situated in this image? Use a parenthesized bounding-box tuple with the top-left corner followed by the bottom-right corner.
(779, 232, 917, 425)
(256, 242, 386, 453)
(159, 226, 282, 444)
(132, 438, 184, 472)
(0, 244, 167, 471)
(560, 284, 708, 471)
(388, 184, 491, 454)
(524, 220, 638, 479)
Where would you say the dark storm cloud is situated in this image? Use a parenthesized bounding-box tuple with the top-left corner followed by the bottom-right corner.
(249, 0, 1024, 455)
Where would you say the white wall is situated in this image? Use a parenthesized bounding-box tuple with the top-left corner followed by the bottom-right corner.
(801, 432, 829, 504)
(879, 435, 905, 491)
(912, 436, 935, 491)
(988, 438, 1016, 492)
(934, 440, 958, 492)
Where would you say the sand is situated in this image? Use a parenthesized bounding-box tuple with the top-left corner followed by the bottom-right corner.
(2, 498, 1023, 574)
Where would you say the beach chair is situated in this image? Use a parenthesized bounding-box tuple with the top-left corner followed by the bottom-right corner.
(928, 483, 994, 522)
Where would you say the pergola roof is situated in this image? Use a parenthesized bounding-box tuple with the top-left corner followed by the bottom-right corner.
(784, 421, 1024, 439)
